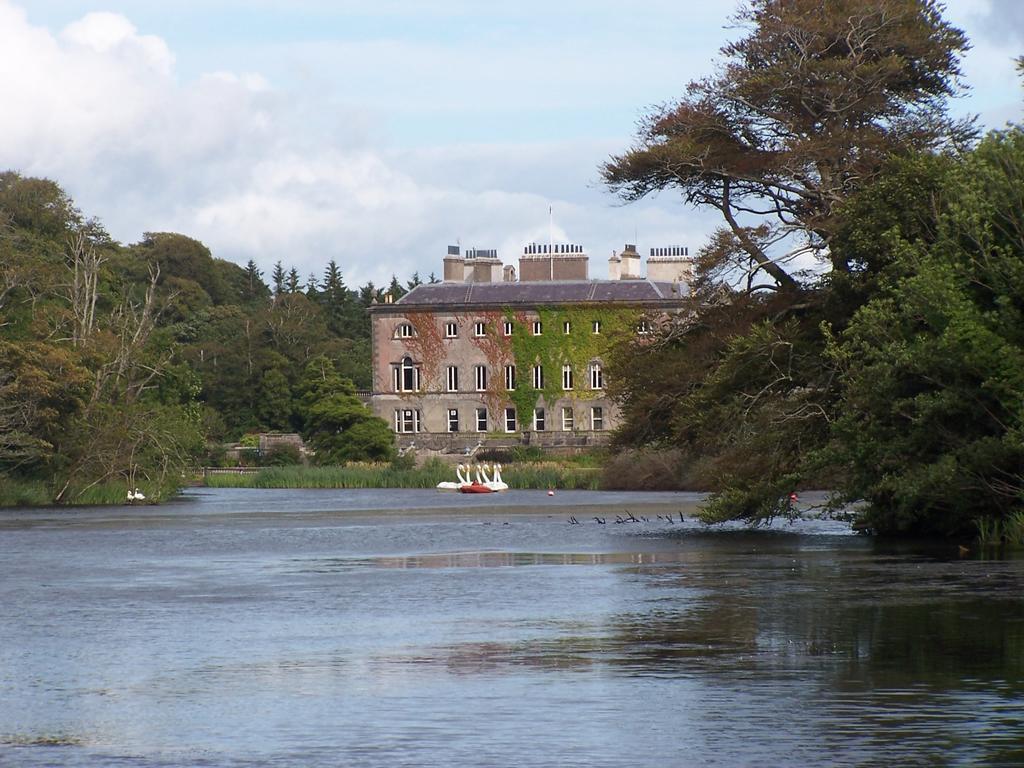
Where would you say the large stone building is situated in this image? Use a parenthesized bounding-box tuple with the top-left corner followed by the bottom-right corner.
(369, 242, 692, 451)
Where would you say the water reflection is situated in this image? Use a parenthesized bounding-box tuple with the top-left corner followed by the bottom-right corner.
(1, 488, 1022, 767)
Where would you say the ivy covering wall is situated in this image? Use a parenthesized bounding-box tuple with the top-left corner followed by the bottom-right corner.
(398, 304, 643, 419)
(502, 306, 641, 417)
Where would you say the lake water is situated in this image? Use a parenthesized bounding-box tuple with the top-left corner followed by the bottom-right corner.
(2, 488, 1022, 766)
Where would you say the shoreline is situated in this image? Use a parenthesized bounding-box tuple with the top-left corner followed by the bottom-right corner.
(0, 487, 713, 528)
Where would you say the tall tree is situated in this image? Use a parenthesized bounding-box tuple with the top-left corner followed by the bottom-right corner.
(387, 275, 406, 301)
(826, 129, 1024, 536)
(256, 367, 293, 430)
(358, 282, 377, 307)
(297, 356, 394, 464)
(286, 267, 302, 294)
(321, 260, 345, 302)
(271, 261, 286, 297)
(244, 260, 266, 301)
(602, 0, 972, 291)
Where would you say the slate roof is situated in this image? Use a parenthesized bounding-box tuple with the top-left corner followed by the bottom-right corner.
(390, 280, 687, 308)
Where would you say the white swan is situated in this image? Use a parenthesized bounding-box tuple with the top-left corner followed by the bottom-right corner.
(436, 463, 467, 491)
(483, 463, 508, 492)
(126, 487, 146, 503)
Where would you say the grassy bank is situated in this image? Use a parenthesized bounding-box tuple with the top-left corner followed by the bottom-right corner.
(203, 462, 602, 491)
(0, 479, 174, 507)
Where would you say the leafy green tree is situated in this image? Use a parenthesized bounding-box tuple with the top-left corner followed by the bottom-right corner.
(304, 396, 395, 464)
(0, 340, 90, 473)
(256, 367, 293, 430)
(297, 356, 394, 463)
(826, 129, 1024, 536)
(0, 171, 82, 237)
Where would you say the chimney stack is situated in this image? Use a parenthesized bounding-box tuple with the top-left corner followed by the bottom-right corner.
(619, 244, 641, 279)
(647, 246, 693, 284)
(443, 245, 463, 282)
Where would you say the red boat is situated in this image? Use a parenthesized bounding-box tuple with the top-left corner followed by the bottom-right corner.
(459, 483, 493, 494)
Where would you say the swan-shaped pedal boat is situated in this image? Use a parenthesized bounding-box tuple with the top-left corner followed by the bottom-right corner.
(436, 463, 468, 491)
(459, 463, 508, 493)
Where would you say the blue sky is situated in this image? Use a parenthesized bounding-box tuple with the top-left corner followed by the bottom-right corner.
(3, 1, 1022, 285)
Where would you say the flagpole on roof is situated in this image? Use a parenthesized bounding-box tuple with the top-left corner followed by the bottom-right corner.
(548, 204, 554, 280)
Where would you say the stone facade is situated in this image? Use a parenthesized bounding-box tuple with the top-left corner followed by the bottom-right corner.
(370, 244, 692, 452)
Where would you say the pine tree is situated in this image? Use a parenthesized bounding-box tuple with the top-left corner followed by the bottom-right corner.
(305, 272, 319, 299)
(406, 271, 422, 291)
(271, 261, 286, 297)
(321, 260, 345, 304)
(387, 274, 406, 301)
(244, 260, 265, 300)
(286, 267, 302, 294)
(358, 282, 377, 306)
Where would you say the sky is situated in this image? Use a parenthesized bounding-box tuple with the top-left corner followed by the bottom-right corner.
(2, 1, 1022, 287)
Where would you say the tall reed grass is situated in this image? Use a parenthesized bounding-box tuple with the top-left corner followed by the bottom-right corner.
(975, 511, 1024, 547)
(0, 478, 174, 506)
(0, 479, 52, 506)
(205, 464, 451, 489)
(203, 462, 602, 490)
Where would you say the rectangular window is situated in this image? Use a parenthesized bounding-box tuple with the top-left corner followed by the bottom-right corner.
(445, 321, 458, 338)
(474, 321, 486, 337)
(395, 409, 421, 433)
(505, 364, 516, 391)
(563, 320, 571, 334)
(474, 365, 488, 391)
(503, 320, 513, 336)
(592, 320, 601, 334)
(533, 408, 546, 431)
(504, 407, 517, 433)
(562, 364, 573, 390)
(591, 406, 604, 431)
(562, 407, 574, 431)
(447, 408, 459, 433)
(532, 364, 544, 389)
(446, 366, 459, 392)
(532, 320, 542, 336)
(590, 363, 604, 390)
(476, 407, 488, 432)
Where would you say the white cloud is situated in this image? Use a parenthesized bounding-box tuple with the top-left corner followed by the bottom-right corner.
(4, 0, 1019, 291)
(0, 0, 719, 286)
(61, 11, 174, 75)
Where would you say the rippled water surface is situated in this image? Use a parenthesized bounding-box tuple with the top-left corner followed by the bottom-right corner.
(2, 488, 1022, 766)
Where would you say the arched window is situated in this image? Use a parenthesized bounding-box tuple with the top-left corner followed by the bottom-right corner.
(394, 322, 415, 339)
(393, 356, 421, 392)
